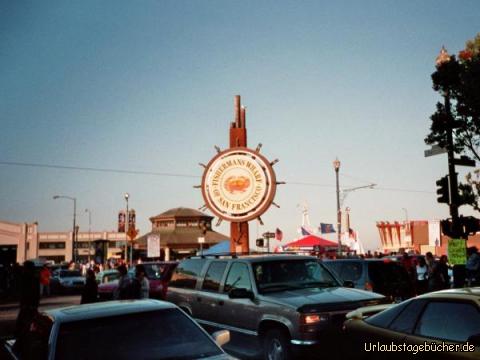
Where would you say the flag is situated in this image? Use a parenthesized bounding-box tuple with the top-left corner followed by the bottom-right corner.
(349, 228, 357, 241)
(319, 223, 335, 234)
(301, 226, 311, 236)
(275, 228, 283, 241)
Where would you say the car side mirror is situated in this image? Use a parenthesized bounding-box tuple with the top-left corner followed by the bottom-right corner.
(212, 330, 230, 347)
(467, 333, 480, 347)
(343, 280, 355, 288)
(228, 288, 254, 300)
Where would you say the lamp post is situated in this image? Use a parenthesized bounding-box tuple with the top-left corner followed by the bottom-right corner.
(85, 209, 92, 262)
(333, 158, 342, 256)
(53, 195, 77, 263)
(124, 193, 129, 264)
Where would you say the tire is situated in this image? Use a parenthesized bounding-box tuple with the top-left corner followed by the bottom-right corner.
(263, 328, 291, 360)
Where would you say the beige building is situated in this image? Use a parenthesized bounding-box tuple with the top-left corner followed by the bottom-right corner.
(1, 207, 227, 264)
(0, 219, 127, 264)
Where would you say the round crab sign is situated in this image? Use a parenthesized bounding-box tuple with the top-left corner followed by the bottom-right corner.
(201, 148, 277, 222)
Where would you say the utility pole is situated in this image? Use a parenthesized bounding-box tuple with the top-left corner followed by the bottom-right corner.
(333, 158, 341, 255)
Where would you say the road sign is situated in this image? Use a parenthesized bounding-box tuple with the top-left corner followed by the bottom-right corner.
(448, 239, 466, 265)
(127, 227, 138, 240)
(453, 156, 476, 167)
(147, 235, 160, 258)
(424, 145, 447, 157)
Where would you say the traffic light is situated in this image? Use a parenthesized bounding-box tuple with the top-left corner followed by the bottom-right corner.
(256, 238, 265, 247)
(436, 176, 450, 204)
(440, 219, 454, 237)
(460, 216, 480, 236)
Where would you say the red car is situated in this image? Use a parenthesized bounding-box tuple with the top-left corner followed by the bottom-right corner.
(98, 261, 178, 300)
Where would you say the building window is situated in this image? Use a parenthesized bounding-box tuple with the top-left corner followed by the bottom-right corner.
(39, 242, 66, 249)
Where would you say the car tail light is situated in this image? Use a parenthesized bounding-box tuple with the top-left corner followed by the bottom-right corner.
(364, 282, 373, 291)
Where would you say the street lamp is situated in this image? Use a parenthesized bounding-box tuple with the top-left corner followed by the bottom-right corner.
(124, 193, 129, 264)
(53, 195, 77, 263)
(333, 158, 342, 256)
(85, 209, 92, 262)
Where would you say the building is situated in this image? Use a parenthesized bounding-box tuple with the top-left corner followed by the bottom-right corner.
(0, 219, 127, 264)
(135, 207, 228, 260)
(376, 219, 480, 255)
(1, 207, 228, 264)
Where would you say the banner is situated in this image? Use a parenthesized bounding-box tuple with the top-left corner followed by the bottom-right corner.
(147, 234, 161, 258)
(448, 239, 467, 265)
(320, 223, 335, 234)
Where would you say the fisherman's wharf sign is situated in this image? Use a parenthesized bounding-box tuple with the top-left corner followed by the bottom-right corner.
(201, 148, 277, 222)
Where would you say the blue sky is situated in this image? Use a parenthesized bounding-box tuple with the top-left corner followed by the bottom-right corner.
(1, 0, 479, 250)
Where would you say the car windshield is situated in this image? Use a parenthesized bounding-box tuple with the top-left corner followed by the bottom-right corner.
(54, 308, 223, 360)
(144, 264, 166, 280)
(60, 271, 82, 277)
(253, 259, 339, 293)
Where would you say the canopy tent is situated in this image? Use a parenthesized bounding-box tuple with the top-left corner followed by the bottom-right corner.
(200, 240, 230, 255)
(284, 235, 338, 249)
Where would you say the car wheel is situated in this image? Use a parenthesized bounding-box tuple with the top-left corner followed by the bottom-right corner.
(263, 328, 291, 360)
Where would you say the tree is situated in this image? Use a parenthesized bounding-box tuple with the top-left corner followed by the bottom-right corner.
(425, 34, 480, 209)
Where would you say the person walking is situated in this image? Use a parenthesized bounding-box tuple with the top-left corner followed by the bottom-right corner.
(39, 265, 51, 297)
(466, 246, 480, 286)
(114, 264, 131, 300)
(135, 264, 149, 299)
(14, 261, 40, 356)
(416, 257, 429, 295)
(81, 269, 98, 304)
(430, 255, 450, 291)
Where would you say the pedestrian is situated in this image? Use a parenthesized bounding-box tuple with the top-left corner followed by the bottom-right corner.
(114, 264, 131, 300)
(135, 264, 149, 299)
(401, 253, 417, 297)
(416, 257, 429, 295)
(39, 265, 51, 297)
(81, 269, 98, 304)
(425, 252, 435, 275)
(429, 255, 450, 291)
(466, 246, 480, 286)
(14, 261, 40, 356)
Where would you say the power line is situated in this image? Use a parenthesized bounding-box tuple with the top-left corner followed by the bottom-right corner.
(0, 160, 435, 194)
(0, 161, 199, 178)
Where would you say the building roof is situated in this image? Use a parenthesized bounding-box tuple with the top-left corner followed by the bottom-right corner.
(150, 207, 213, 221)
(136, 227, 228, 246)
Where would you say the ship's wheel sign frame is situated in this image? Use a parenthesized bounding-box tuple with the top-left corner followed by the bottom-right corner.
(201, 147, 277, 222)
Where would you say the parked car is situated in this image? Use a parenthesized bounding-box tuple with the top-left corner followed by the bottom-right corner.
(342, 287, 480, 359)
(50, 269, 85, 294)
(322, 258, 414, 300)
(95, 269, 119, 284)
(166, 254, 387, 359)
(1, 299, 234, 360)
(97, 261, 177, 300)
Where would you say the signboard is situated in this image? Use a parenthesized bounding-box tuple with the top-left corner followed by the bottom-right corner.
(424, 145, 447, 157)
(147, 234, 160, 258)
(447, 239, 467, 265)
(198, 237, 205, 244)
(201, 148, 276, 222)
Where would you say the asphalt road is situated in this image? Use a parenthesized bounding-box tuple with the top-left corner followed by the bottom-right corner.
(0, 295, 81, 338)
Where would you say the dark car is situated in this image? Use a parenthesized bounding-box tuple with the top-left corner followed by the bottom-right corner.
(166, 254, 387, 359)
(97, 261, 177, 300)
(1, 300, 234, 360)
(322, 258, 414, 301)
(50, 270, 85, 294)
(342, 287, 480, 359)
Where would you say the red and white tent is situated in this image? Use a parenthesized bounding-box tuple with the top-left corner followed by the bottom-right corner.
(284, 234, 338, 250)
